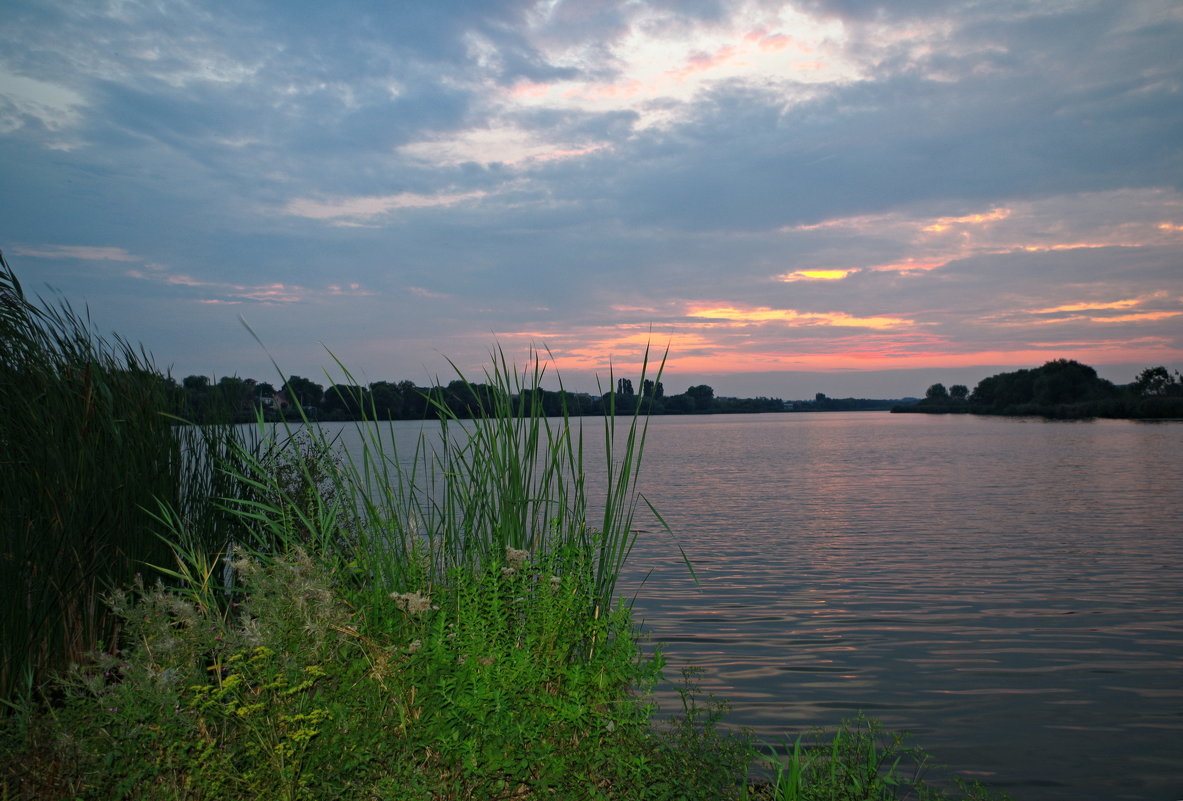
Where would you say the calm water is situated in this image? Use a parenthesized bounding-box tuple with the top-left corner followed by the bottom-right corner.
(620, 413, 1183, 801)
(326, 412, 1182, 800)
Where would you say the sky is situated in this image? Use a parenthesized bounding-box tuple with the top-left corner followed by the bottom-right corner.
(2, 0, 1181, 399)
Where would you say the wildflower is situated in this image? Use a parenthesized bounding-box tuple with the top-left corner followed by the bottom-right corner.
(390, 591, 433, 615)
(228, 546, 257, 576)
(506, 547, 529, 568)
(500, 566, 516, 577)
(407, 639, 422, 653)
(549, 575, 562, 588)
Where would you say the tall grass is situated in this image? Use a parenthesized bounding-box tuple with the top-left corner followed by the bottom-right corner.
(217, 342, 667, 620)
(0, 252, 248, 706)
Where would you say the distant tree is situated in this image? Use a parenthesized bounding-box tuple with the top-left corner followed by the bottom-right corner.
(815, 392, 827, 402)
(216, 376, 252, 411)
(322, 384, 368, 417)
(969, 360, 1118, 412)
(949, 384, 969, 400)
(368, 380, 403, 419)
(642, 379, 664, 398)
(1031, 359, 1111, 405)
(1133, 366, 1176, 397)
(617, 378, 634, 396)
(398, 380, 428, 418)
(926, 383, 949, 401)
(685, 384, 714, 411)
(284, 375, 323, 407)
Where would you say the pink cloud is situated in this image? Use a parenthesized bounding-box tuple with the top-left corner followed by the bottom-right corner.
(664, 45, 740, 83)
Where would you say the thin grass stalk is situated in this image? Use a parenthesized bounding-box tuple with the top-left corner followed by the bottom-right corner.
(591, 342, 667, 612)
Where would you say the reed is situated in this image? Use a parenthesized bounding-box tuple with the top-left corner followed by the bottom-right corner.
(211, 342, 666, 621)
(0, 252, 249, 706)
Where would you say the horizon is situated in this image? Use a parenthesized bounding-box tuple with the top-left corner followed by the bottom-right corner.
(3, 2, 1180, 397)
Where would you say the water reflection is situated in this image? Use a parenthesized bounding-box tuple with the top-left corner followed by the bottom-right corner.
(619, 413, 1183, 801)
(320, 413, 1182, 801)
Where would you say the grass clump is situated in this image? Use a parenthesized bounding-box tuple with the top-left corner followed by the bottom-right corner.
(743, 719, 1011, 801)
(1, 544, 735, 800)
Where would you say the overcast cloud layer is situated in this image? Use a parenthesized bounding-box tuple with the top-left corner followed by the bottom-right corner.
(3, 0, 1181, 397)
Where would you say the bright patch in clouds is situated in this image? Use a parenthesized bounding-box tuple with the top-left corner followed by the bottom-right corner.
(779, 269, 854, 281)
(15, 244, 139, 262)
(689, 306, 914, 330)
(0, 69, 86, 134)
(506, 5, 856, 127)
(921, 208, 1011, 233)
(1032, 299, 1143, 314)
(284, 190, 487, 222)
(399, 127, 606, 167)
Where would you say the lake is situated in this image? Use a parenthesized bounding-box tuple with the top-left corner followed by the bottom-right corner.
(326, 411, 1182, 801)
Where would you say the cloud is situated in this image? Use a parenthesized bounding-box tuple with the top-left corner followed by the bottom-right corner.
(688, 305, 915, 329)
(13, 245, 139, 262)
(778, 268, 855, 281)
(283, 190, 488, 222)
(125, 264, 372, 305)
(0, 69, 87, 135)
(2, 1, 1180, 392)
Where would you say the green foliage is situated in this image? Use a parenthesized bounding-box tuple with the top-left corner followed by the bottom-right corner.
(925, 383, 949, 401)
(900, 359, 1183, 418)
(745, 718, 1012, 801)
(0, 546, 687, 800)
(0, 252, 251, 706)
(1132, 365, 1181, 397)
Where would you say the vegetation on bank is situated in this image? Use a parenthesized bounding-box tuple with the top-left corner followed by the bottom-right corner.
(894, 359, 1183, 419)
(2, 252, 1009, 799)
(787, 394, 917, 412)
(175, 371, 787, 424)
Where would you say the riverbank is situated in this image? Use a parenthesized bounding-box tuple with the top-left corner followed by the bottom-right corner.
(891, 396, 1183, 418)
(1, 257, 1012, 799)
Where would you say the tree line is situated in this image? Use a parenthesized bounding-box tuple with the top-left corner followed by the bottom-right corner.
(897, 360, 1183, 418)
(170, 372, 787, 423)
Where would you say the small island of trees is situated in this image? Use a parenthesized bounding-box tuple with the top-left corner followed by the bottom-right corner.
(895, 359, 1183, 419)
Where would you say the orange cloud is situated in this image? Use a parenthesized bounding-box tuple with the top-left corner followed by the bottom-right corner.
(921, 208, 1011, 232)
(1019, 242, 1113, 252)
(1090, 311, 1182, 323)
(867, 259, 948, 272)
(778, 269, 855, 281)
(1031, 299, 1141, 314)
(688, 306, 913, 329)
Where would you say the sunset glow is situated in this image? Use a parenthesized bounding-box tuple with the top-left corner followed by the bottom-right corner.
(688, 306, 914, 330)
(3, 1, 1179, 397)
(779, 269, 855, 281)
